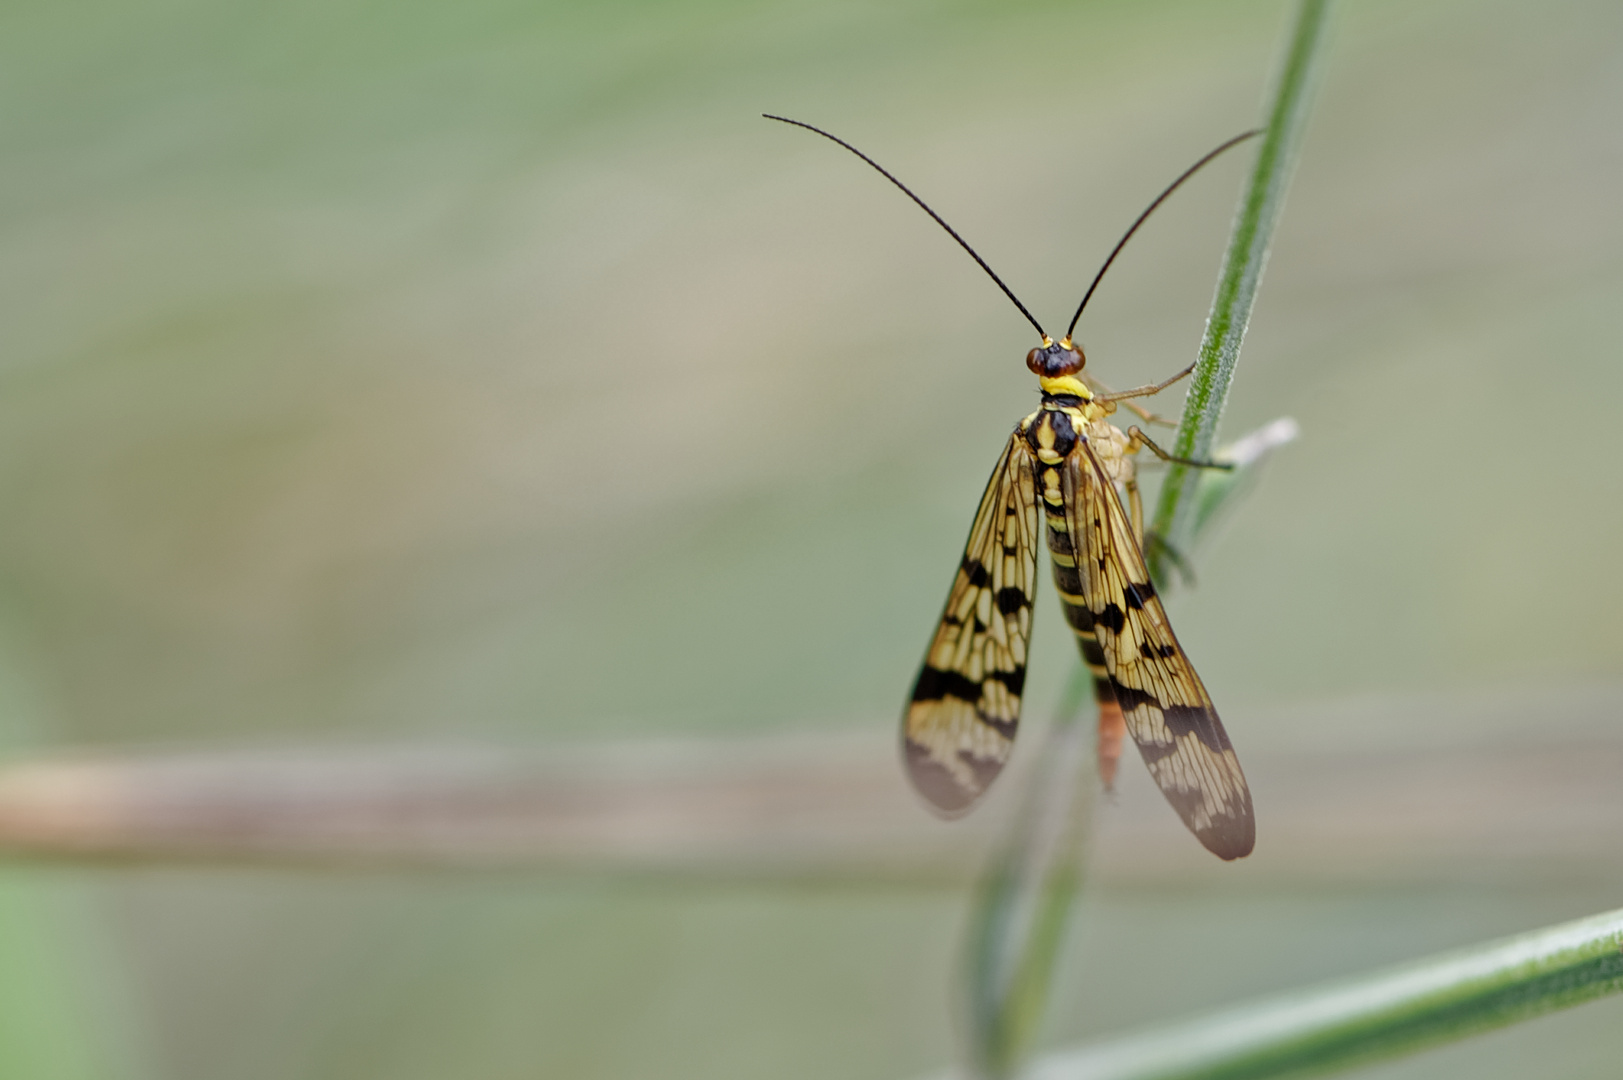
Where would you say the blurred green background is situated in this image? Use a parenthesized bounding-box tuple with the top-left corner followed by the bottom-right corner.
(2, 0, 1623, 1077)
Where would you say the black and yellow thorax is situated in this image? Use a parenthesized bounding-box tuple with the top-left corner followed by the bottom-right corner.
(1017, 370, 1134, 488)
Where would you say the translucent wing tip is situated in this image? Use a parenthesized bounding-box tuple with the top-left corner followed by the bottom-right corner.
(1120, 697, 1256, 862)
(1198, 814, 1256, 860)
(900, 728, 1001, 817)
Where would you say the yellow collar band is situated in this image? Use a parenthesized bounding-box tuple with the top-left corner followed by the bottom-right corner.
(1038, 374, 1091, 399)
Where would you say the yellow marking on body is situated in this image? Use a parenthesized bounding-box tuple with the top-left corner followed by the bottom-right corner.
(1037, 374, 1093, 399)
(1033, 422, 1060, 465)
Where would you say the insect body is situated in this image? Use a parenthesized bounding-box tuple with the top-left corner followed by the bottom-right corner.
(766, 115, 1256, 860)
(903, 339, 1254, 860)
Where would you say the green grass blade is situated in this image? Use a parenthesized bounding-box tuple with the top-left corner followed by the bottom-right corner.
(1023, 906, 1623, 1080)
(1148, 0, 1333, 581)
(962, 669, 1097, 1079)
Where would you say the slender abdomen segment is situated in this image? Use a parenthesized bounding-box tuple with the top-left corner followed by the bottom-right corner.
(1025, 408, 1126, 787)
(1041, 476, 1123, 783)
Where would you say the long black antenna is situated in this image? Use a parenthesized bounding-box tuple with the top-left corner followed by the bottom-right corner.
(764, 114, 1048, 341)
(1064, 129, 1261, 340)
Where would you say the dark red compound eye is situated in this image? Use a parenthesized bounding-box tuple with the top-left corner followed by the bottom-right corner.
(1027, 343, 1086, 378)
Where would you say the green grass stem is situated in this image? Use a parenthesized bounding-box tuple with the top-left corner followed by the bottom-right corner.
(962, 668, 1097, 1079)
(1021, 906, 1623, 1080)
(1148, 0, 1332, 580)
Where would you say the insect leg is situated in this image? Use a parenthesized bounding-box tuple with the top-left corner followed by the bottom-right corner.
(1093, 361, 1197, 403)
(1123, 400, 1179, 427)
(1081, 373, 1177, 426)
(1126, 475, 1145, 543)
(1123, 432, 1207, 587)
(1125, 426, 1235, 470)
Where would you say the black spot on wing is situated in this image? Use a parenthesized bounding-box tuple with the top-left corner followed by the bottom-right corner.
(1124, 580, 1156, 609)
(1164, 702, 1233, 752)
(1109, 681, 1175, 724)
(1096, 602, 1126, 635)
(985, 665, 1026, 698)
(1134, 739, 1178, 766)
(910, 665, 981, 705)
(995, 586, 1027, 616)
(1108, 681, 1231, 753)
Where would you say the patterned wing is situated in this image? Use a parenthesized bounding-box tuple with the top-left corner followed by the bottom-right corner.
(1061, 445, 1255, 859)
(902, 432, 1040, 815)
